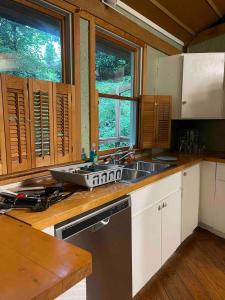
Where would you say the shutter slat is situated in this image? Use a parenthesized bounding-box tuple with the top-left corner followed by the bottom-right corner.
(53, 82, 74, 164)
(29, 79, 54, 168)
(155, 96, 171, 148)
(1, 74, 31, 173)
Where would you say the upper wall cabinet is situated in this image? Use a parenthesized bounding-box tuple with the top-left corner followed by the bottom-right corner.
(140, 95, 171, 149)
(1, 74, 31, 173)
(157, 53, 225, 120)
(53, 82, 75, 164)
(29, 79, 54, 168)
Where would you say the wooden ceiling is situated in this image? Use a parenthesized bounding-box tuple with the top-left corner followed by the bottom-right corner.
(121, 0, 225, 45)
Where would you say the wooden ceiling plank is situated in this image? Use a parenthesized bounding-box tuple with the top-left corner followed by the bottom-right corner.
(205, 0, 223, 18)
(121, 0, 193, 43)
(148, 0, 195, 35)
(188, 21, 225, 46)
(65, 0, 183, 54)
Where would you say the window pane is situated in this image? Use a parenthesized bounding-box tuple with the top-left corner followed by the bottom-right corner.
(0, 1, 62, 82)
(96, 36, 134, 97)
(99, 97, 137, 151)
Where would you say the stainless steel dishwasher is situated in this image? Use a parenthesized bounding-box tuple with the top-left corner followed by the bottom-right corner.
(55, 196, 132, 300)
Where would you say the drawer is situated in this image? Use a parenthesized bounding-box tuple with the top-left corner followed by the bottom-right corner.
(216, 163, 225, 181)
(130, 172, 182, 217)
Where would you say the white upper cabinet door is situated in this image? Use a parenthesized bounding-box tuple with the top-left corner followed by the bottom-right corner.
(132, 201, 162, 297)
(157, 55, 183, 119)
(161, 190, 181, 265)
(181, 164, 200, 242)
(199, 161, 216, 227)
(181, 53, 225, 119)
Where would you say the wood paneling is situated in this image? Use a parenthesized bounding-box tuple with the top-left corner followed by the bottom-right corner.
(140, 95, 156, 149)
(134, 228, 225, 300)
(0, 79, 7, 175)
(0, 215, 92, 300)
(53, 82, 74, 164)
(1, 74, 31, 173)
(189, 22, 225, 46)
(29, 79, 54, 168)
(156, 0, 218, 33)
(67, 0, 182, 55)
(122, 0, 193, 43)
(155, 95, 171, 148)
(213, 0, 225, 15)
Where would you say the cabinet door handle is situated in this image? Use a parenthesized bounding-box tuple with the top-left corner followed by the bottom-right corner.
(183, 172, 187, 176)
(162, 202, 167, 208)
(182, 101, 187, 105)
(158, 205, 161, 211)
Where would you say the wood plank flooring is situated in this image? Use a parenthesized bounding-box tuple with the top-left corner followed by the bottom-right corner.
(134, 228, 225, 300)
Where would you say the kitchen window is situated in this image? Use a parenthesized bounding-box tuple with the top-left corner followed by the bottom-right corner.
(0, 0, 72, 83)
(96, 30, 141, 151)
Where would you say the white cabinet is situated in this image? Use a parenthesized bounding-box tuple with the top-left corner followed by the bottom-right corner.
(157, 55, 183, 119)
(181, 164, 200, 241)
(131, 172, 181, 296)
(162, 190, 181, 264)
(182, 53, 225, 119)
(132, 201, 161, 296)
(199, 161, 216, 228)
(157, 53, 225, 119)
(214, 163, 225, 234)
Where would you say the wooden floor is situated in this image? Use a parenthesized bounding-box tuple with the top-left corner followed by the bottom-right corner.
(134, 228, 225, 300)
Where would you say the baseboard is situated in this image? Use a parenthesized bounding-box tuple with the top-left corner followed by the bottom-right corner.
(199, 222, 225, 239)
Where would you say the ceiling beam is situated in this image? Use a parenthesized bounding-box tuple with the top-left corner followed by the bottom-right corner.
(148, 0, 195, 35)
(205, 0, 223, 18)
(64, 0, 182, 55)
(188, 21, 225, 46)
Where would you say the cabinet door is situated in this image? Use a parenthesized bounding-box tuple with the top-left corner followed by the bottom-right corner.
(181, 164, 200, 241)
(182, 53, 225, 119)
(155, 96, 171, 148)
(199, 161, 216, 227)
(1, 74, 31, 173)
(161, 190, 181, 265)
(214, 180, 225, 234)
(53, 83, 74, 164)
(132, 202, 161, 296)
(157, 55, 183, 119)
(0, 79, 7, 175)
(140, 95, 156, 149)
(29, 79, 54, 168)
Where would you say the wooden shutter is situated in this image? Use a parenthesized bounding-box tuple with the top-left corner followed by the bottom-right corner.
(1, 74, 31, 173)
(155, 96, 172, 148)
(29, 79, 54, 168)
(140, 95, 156, 149)
(0, 78, 7, 175)
(53, 82, 74, 164)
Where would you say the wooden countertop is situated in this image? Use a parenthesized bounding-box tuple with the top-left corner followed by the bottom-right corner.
(6, 154, 203, 230)
(0, 215, 92, 300)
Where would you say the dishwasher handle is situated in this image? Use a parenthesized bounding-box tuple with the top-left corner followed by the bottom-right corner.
(91, 217, 110, 232)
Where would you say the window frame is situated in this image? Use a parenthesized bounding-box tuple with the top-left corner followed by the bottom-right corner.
(0, 0, 70, 84)
(95, 30, 141, 155)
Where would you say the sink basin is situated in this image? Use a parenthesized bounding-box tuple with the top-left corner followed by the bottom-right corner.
(125, 161, 173, 173)
(121, 168, 150, 183)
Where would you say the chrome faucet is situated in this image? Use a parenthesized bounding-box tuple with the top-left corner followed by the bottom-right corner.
(99, 145, 135, 165)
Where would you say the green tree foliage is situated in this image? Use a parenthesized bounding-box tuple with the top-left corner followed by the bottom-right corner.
(0, 16, 61, 82)
(96, 47, 134, 150)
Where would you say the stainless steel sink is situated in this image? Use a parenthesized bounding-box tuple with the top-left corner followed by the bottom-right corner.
(125, 161, 172, 173)
(121, 168, 150, 183)
(121, 161, 175, 183)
